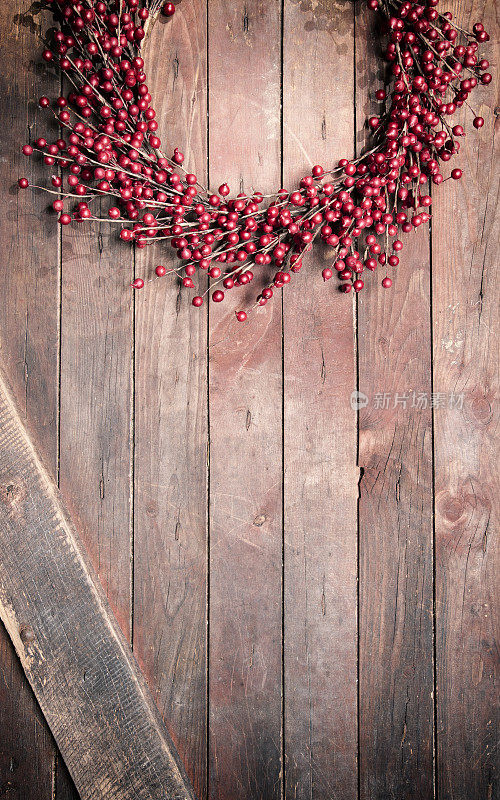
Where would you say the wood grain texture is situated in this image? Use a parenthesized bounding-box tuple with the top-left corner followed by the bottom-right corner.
(0, 3, 60, 467)
(60, 216, 134, 643)
(58, 212, 133, 800)
(0, 3, 61, 797)
(207, 2, 283, 798)
(134, 5, 208, 798)
(356, 4, 434, 799)
(432, 2, 499, 798)
(282, 2, 359, 798)
(0, 619, 54, 799)
(0, 368, 196, 800)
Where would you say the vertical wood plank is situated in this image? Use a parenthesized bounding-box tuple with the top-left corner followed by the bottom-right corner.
(58, 14, 135, 800)
(0, 619, 55, 798)
(282, 2, 358, 799)
(58, 214, 133, 800)
(356, 4, 435, 799)
(207, 2, 283, 798)
(59, 219, 134, 643)
(133, 5, 208, 798)
(0, 2, 60, 797)
(432, 2, 499, 798)
(0, 3, 60, 469)
(55, 759, 80, 800)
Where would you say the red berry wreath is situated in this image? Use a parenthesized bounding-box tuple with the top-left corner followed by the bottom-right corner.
(18, 0, 492, 322)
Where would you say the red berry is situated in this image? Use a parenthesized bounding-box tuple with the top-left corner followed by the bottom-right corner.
(322, 268, 333, 281)
(155, 265, 167, 277)
(18, 178, 29, 188)
(162, 3, 175, 16)
(22, 144, 33, 156)
(473, 116, 484, 129)
(382, 277, 392, 288)
(451, 168, 462, 180)
(235, 311, 247, 322)
(59, 213, 71, 225)
(131, 278, 144, 289)
(192, 296, 203, 307)
(212, 290, 224, 303)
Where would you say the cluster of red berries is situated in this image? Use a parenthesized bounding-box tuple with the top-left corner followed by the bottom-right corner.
(18, 0, 491, 321)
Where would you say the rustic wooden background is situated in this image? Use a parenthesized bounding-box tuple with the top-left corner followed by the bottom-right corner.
(0, 0, 498, 798)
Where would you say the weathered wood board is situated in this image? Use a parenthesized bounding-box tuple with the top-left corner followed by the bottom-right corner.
(432, 2, 499, 799)
(207, 4, 284, 798)
(134, 5, 209, 798)
(356, 5, 434, 799)
(0, 2, 63, 796)
(282, 2, 358, 798)
(0, 370, 195, 800)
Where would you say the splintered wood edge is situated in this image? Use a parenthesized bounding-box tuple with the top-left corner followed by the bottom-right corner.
(0, 368, 196, 800)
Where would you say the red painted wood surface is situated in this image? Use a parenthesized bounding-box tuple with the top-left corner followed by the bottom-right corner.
(207, 4, 283, 798)
(432, 3, 498, 799)
(134, 6, 208, 797)
(0, 1, 497, 799)
(282, 3, 358, 798)
(0, 3, 62, 798)
(356, 6, 434, 799)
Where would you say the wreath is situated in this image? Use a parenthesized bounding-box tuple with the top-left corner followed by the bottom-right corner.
(19, 0, 491, 322)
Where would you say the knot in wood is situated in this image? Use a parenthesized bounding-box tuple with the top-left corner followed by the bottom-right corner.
(19, 624, 35, 645)
(0, 480, 25, 515)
